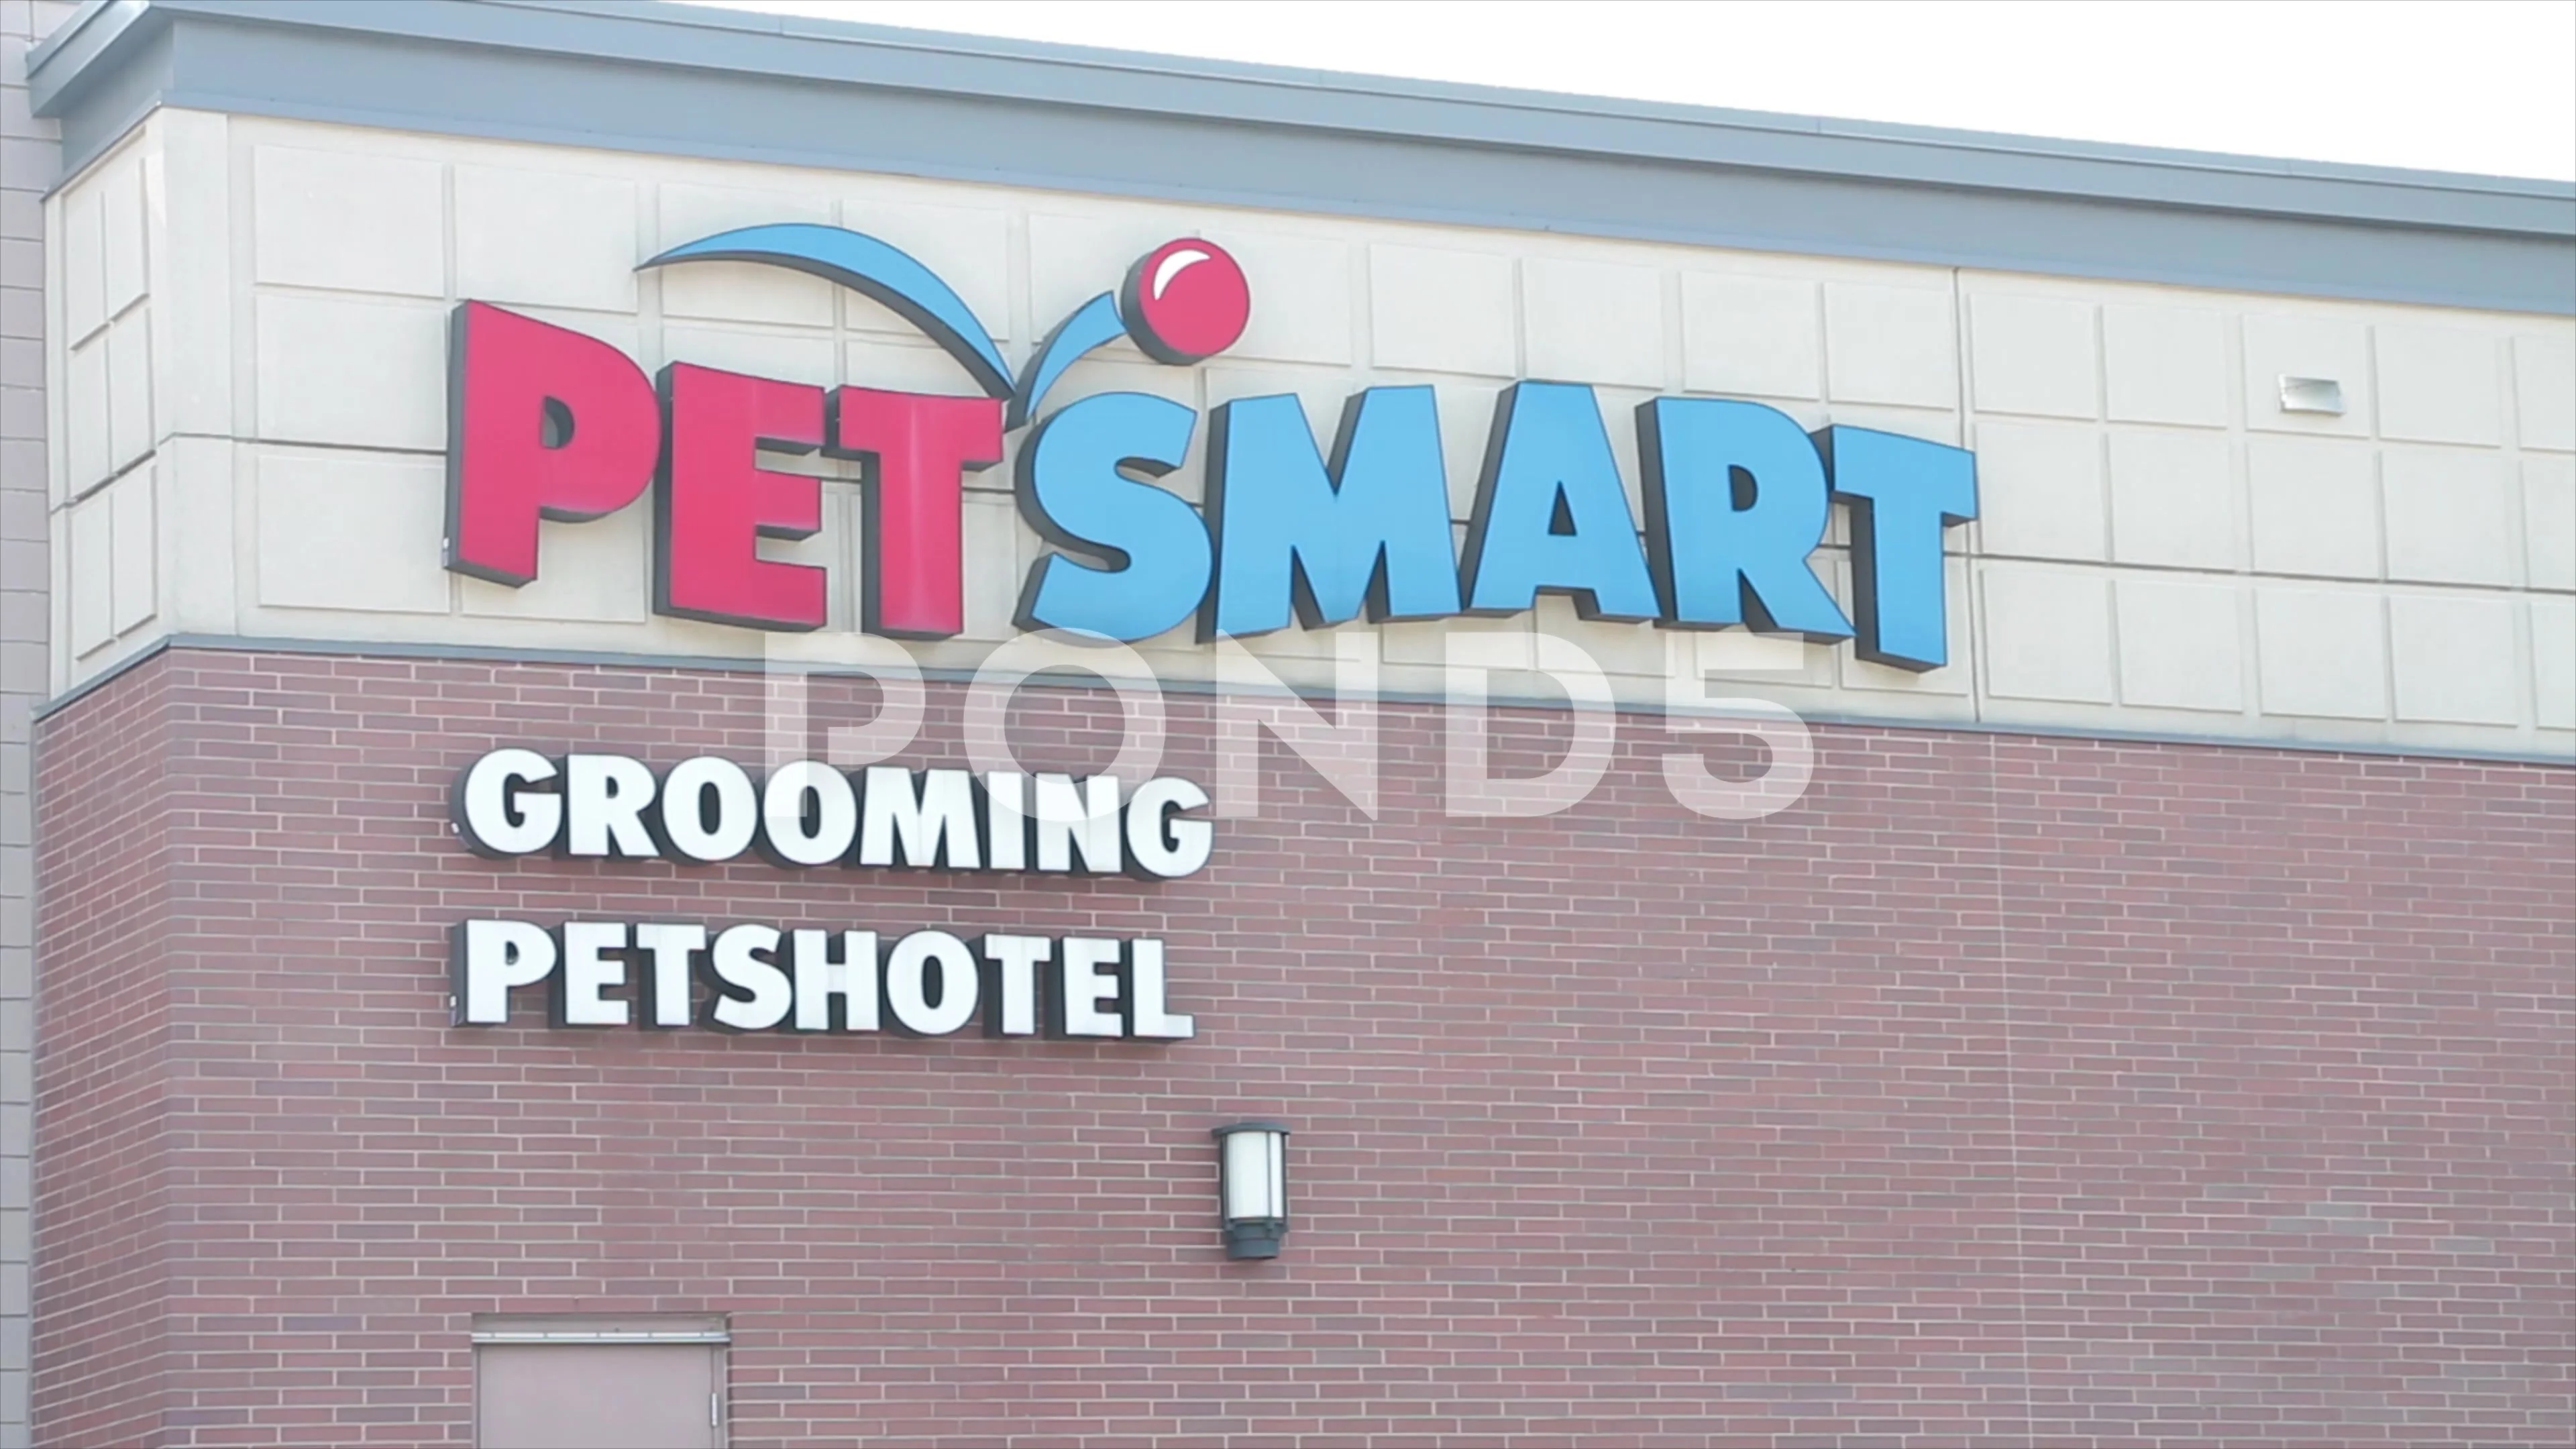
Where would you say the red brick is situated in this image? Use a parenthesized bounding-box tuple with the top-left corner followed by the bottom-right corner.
(27, 647, 2576, 1447)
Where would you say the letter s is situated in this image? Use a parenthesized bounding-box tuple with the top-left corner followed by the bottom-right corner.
(1013, 392, 1208, 642)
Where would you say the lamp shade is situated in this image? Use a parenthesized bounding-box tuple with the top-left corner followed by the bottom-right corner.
(1211, 1121, 1290, 1259)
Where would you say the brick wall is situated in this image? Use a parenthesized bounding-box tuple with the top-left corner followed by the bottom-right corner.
(31, 646, 2575, 1447)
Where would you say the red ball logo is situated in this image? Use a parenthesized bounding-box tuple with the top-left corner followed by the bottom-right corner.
(1120, 239, 1251, 365)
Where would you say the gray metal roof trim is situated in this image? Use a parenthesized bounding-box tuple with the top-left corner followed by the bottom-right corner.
(37, 0, 2576, 222)
(24, 0, 2576, 315)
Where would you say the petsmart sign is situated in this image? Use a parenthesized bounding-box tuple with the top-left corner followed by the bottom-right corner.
(444, 224, 1978, 669)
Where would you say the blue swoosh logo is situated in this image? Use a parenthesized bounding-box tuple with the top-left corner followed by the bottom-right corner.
(1010, 292, 1127, 430)
(640, 223, 1014, 400)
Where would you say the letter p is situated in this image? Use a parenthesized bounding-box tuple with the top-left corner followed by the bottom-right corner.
(446, 302, 661, 586)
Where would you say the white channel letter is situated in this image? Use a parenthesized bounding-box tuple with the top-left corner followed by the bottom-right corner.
(564, 754, 660, 857)
(1125, 938, 1194, 1040)
(1212, 633, 1380, 820)
(761, 760, 858, 867)
(659, 757, 759, 863)
(982, 771, 1029, 871)
(708, 924, 792, 1032)
(633, 922, 707, 1028)
(555, 921, 631, 1028)
(1055, 936, 1124, 1038)
(453, 919, 557, 1025)
(1124, 777, 1214, 878)
(454, 749, 561, 855)
(1032, 774, 1121, 873)
(885, 930, 979, 1036)
(857, 766, 982, 869)
(979, 934, 1050, 1036)
(791, 928, 879, 1032)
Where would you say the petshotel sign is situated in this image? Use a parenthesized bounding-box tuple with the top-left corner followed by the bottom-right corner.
(441, 223, 1981, 1043)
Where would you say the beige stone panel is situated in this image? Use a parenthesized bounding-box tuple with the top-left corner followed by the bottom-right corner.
(62, 334, 108, 494)
(1199, 229, 1348, 366)
(2246, 436, 2379, 580)
(100, 154, 148, 321)
(1817, 400, 1961, 447)
(2376, 324, 2503, 447)
(1695, 628, 1831, 688)
(658, 323, 837, 390)
(2388, 592, 2518, 726)
(109, 465, 158, 638)
(1369, 244, 1516, 378)
(1823, 282, 1955, 410)
(2523, 455, 2575, 592)
(1522, 256, 1664, 390)
(1232, 614, 1362, 671)
(2108, 427, 2239, 570)
(105, 310, 153, 474)
(1380, 612, 1527, 670)
(833, 323, 975, 389)
(2102, 303, 2226, 427)
(2255, 585, 2387, 720)
(253, 292, 447, 450)
(1970, 419, 2105, 561)
(2512, 330, 2575, 452)
(1978, 562, 2113, 704)
(2113, 575, 2243, 713)
(842, 197, 1011, 343)
(254, 448, 452, 614)
(655, 182, 834, 325)
(1968, 292, 2096, 420)
(146, 112, 237, 443)
(65, 490, 111, 657)
(2369, 321, 2493, 445)
(252, 145, 445, 297)
(60, 174, 106, 345)
(2381, 447, 2514, 587)
(2242, 311, 2371, 437)
(161, 435, 239, 637)
(458, 502, 651, 625)
(2532, 596, 2575, 730)
(1199, 362, 1350, 440)
(1680, 272, 1819, 401)
(454, 165, 640, 313)
(1028, 209, 1187, 351)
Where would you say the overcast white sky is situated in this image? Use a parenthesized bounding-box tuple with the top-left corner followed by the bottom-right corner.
(701, 0, 2576, 182)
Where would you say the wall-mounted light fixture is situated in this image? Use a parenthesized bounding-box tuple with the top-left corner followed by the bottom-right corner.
(2278, 375, 2346, 415)
(1212, 1121, 1291, 1260)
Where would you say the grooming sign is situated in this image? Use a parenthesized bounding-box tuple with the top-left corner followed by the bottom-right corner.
(443, 225, 1979, 667)
(447, 749, 1212, 1041)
